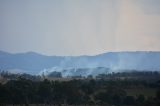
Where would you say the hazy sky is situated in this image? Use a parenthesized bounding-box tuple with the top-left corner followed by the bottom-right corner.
(0, 0, 160, 56)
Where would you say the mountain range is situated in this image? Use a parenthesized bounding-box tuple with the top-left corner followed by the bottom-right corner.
(0, 51, 160, 75)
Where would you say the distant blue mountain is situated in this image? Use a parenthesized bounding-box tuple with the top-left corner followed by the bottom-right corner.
(0, 51, 160, 74)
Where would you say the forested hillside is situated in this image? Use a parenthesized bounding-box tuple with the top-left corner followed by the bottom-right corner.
(0, 71, 160, 106)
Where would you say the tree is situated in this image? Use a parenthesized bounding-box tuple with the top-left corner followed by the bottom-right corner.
(136, 94, 145, 106)
(124, 96, 136, 105)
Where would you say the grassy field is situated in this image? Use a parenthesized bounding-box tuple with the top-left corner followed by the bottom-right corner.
(125, 88, 157, 97)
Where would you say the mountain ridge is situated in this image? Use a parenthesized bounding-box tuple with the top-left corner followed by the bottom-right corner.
(0, 50, 160, 74)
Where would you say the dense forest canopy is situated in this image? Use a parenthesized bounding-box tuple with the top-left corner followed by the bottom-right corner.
(0, 71, 160, 106)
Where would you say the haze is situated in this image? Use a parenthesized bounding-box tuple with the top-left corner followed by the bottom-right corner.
(0, 0, 160, 56)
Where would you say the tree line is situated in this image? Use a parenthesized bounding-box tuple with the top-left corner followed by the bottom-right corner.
(0, 75, 160, 106)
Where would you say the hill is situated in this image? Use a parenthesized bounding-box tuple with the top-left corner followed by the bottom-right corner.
(0, 51, 160, 75)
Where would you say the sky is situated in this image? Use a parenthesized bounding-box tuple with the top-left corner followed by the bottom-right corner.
(0, 0, 160, 56)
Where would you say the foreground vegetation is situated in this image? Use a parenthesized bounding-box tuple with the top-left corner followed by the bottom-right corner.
(0, 71, 160, 106)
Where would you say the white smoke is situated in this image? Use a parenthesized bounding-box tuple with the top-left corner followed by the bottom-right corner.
(39, 67, 109, 77)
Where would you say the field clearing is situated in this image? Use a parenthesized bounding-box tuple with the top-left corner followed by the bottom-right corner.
(125, 88, 157, 97)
